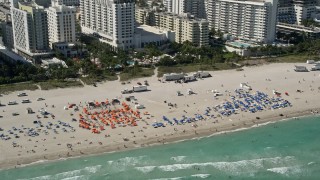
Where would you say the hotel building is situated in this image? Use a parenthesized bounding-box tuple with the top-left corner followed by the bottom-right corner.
(11, 0, 51, 59)
(80, 0, 135, 50)
(206, 0, 278, 43)
(46, 3, 76, 48)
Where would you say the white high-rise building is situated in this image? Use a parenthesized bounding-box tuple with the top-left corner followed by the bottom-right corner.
(171, 0, 185, 14)
(163, 0, 206, 18)
(206, 0, 278, 43)
(11, 0, 50, 58)
(80, 0, 135, 50)
(46, 4, 76, 48)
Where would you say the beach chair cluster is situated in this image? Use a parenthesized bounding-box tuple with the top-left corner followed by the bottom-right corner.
(77, 99, 141, 133)
(154, 89, 292, 127)
(216, 89, 292, 116)
(0, 120, 75, 141)
(153, 114, 204, 127)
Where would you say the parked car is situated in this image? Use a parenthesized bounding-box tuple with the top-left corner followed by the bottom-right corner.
(17, 92, 27, 97)
(22, 99, 31, 103)
(37, 97, 45, 101)
(8, 101, 17, 105)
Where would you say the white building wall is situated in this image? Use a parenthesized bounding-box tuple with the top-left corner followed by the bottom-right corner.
(80, 0, 135, 50)
(46, 5, 76, 48)
(11, 8, 30, 53)
(206, 0, 278, 44)
(10, 0, 51, 59)
(294, 4, 315, 24)
(165, 0, 205, 18)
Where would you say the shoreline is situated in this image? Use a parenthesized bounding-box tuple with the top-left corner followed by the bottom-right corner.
(0, 63, 320, 171)
(1, 108, 318, 171)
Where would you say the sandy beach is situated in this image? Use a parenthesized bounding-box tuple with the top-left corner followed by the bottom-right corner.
(0, 62, 320, 170)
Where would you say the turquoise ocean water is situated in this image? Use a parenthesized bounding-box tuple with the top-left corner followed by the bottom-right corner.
(1, 115, 320, 180)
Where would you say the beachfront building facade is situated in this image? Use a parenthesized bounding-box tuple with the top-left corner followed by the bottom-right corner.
(135, 8, 153, 25)
(46, 4, 76, 48)
(51, 0, 80, 6)
(135, 9, 209, 46)
(80, 0, 135, 51)
(172, 14, 209, 46)
(205, 0, 278, 43)
(10, 0, 51, 60)
(278, 0, 319, 25)
(163, 0, 206, 18)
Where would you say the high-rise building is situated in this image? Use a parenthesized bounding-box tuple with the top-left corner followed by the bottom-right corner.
(11, 0, 50, 58)
(163, 0, 206, 18)
(277, 0, 320, 25)
(80, 0, 135, 50)
(206, 0, 278, 43)
(46, 4, 76, 48)
(173, 15, 209, 46)
(136, 8, 209, 46)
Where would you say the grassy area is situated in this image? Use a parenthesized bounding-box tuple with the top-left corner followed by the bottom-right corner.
(0, 82, 38, 94)
(81, 75, 118, 85)
(120, 68, 155, 81)
(39, 80, 84, 90)
(269, 54, 319, 63)
(157, 63, 236, 78)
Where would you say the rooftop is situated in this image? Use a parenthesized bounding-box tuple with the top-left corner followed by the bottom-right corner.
(277, 22, 320, 33)
(136, 25, 169, 36)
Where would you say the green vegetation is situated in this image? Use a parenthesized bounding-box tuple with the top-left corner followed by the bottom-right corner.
(0, 61, 40, 84)
(120, 66, 155, 81)
(301, 19, 320, 28)
(38, 80, 83, 90)
(270, 54, 319, 63)
(80, 75, 118, 85)
(157, 41, 237, 67)
(157, 63, 235, 78)
(0, 82, 38, 94)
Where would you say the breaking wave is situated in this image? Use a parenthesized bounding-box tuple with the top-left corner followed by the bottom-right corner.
(20, 165, 101, 180)
(137, 156, 295, 175)
(190, 174, 211, 178)
(135, 166, 156, 173)
(108, 156, 147, 166)
(267, 166, 302, 176)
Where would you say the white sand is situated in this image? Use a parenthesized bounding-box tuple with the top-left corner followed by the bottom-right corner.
(0, 63, 320, 169)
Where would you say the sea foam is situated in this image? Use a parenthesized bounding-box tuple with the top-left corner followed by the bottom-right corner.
(191, 174, 211, 178)
(135, 166, 156, 173)
(60, 175, 88, 180)
(143, 156, 295, 175)
(21, 165, 101, 180)
(149, 177, 183, 180)
(267, 166, 302, 176)
(109, 156, 146, 166)
(170, 156, 186, 162)
(18, 175, 52, 180)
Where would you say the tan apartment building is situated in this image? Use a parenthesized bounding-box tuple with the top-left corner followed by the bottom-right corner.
(135, 8, 209, 46)
(173, 16, 208, 46)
